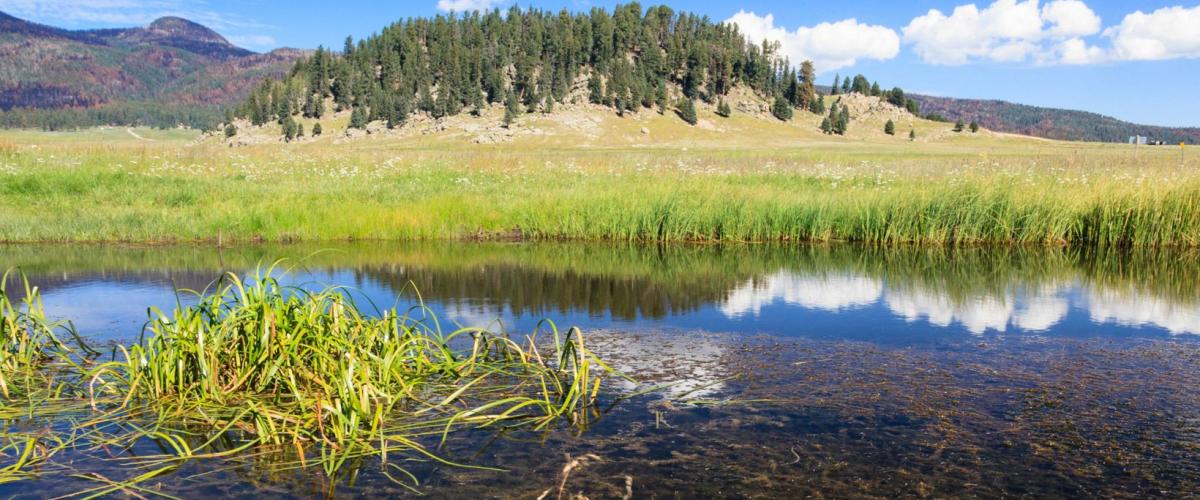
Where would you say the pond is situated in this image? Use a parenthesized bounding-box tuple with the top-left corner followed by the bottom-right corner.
(2, 242, 1199, 497)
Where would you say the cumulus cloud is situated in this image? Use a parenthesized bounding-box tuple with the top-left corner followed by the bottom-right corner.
(902, 0, 1102, 65)
(726, 11, 900, 73)
(436, 0, 509, 12)
(1041, 0, 1101, 37)
(903, 1, 1200, 65)
(1106, 5, 1200, 61)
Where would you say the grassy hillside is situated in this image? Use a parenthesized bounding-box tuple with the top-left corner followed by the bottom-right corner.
(1, 100, 1197, 247)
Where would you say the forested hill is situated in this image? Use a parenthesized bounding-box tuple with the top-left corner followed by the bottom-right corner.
(235, 4, 832, 131)
(0, 11, 303, 130)
(908, 94, 1200, 145)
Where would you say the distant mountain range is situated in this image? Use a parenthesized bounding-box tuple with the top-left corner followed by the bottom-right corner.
(0, 10, 1195, 142)
(907, 94, 1200, 145)
(0, 11, 303, 129)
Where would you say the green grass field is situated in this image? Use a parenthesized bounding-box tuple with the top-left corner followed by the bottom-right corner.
(1, 106, 1198, 246)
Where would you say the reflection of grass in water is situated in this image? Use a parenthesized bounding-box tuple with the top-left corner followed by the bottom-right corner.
(0, 266, 622, 495)
(1, 242, 1199, 316)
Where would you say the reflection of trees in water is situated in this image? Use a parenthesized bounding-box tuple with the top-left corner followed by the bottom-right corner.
(2, 243, 1198, 328)
(355, 265, 733, 320)
(2, 269, 223, 302)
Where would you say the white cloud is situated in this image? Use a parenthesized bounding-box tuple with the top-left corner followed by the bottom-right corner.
(726, 11, 900, 73)
(902, 0, 1096, 65)
(436, 0, 508, 12)
(1106, 5, 1200, 61)
(1041, 0, 1101, 37)
(226, 34, 277, 50)
(903, 1, 1200, 66)
(1056, 37, 1106, 65)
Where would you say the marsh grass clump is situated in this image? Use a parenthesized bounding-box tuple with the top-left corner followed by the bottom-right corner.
(0, 265, 625, 494)
(75, 264, 621, 484)
(0, 271, 87, 400)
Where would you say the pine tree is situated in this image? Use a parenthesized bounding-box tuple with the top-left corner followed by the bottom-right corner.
(297, 123, 304, 138)
(837, 107, 850, 135)
(771, 96, 793, 121)
(223, 123, 237, 138)
(871, 82, 881, 96)
(312, 123, 322, 136)
(677, 98, 697, 125)
(954, 119, 965, 132)
(831, 74, 841, 95)
(349, 106, 367, 129)
(655, 81, 668, 115)
(905, 99, 920, 115)
(281, 116, 298, 141)
(503, 89, 519, 128)
(842, 78, 851, 94)
(970, 120, 980, 133)
(851, 75, 870, 94)
(909, 128, 916, 141)
(820, 117, 832, 134)
(884, 119, 895, 136)
(798, 60, 817, 112)
(810, 95, 825, 114)
(716, 98, 732, 118)
(588, 71, 604, 104)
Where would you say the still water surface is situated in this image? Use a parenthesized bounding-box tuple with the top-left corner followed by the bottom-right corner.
(2, 242, 1199, 497)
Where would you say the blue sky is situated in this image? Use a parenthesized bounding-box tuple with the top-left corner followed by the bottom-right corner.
(2, 0, 1197, 127)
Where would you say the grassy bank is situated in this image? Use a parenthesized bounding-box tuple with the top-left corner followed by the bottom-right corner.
(1, 125, 1198, 246)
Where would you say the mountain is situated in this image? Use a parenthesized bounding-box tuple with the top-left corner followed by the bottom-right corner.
(0, 11, 302, 129)
(908, 94, 1200, 145)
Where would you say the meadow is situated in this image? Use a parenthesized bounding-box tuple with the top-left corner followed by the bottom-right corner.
(1, 111, 1197, 247)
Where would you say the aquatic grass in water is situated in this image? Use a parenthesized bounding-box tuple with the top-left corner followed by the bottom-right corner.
(0, 265, 623, 493)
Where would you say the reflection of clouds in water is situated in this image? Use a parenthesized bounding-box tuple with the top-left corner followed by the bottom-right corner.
(1012, 294, 1070, 332)
(886, 286, 1071, 335)
(443, 302, 507, 330)
(1087, 288, 1200, 335)
(885, 289, 1014, 334)
(41, 282, 186, 340)
(720, 272, 883, 317)
(720, 270, 1082, 335)
(589, 331, 727, 399)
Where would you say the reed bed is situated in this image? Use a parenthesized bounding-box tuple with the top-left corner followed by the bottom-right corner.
(0, 266, 623, 494)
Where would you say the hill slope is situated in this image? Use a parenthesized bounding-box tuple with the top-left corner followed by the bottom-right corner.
(0, 11, 303, 129)
(909, 94, 1200, 145)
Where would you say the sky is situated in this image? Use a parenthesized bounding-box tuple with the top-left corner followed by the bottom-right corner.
(1, 0, 1197, 127)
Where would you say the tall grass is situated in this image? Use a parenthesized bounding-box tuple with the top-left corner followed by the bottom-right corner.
(1, 130, 1198, 246)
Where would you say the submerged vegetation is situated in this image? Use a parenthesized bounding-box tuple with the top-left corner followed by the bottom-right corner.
(0, 265, 621, 493)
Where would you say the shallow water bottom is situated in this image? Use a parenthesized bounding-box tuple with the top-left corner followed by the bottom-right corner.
(11, 331, 1196, 499)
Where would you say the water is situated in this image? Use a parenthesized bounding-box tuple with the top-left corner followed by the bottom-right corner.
(2, 242, 1199, 497)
